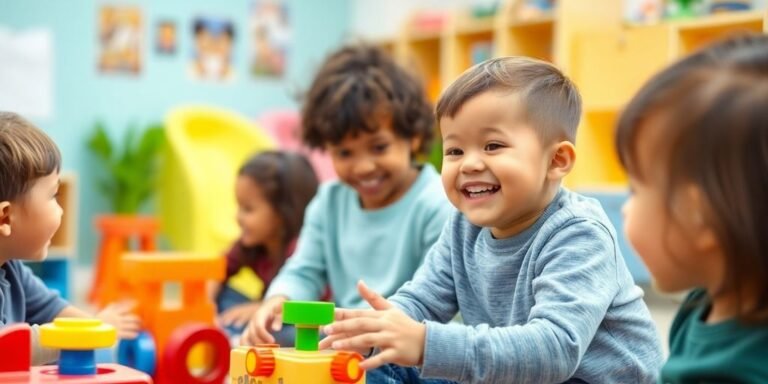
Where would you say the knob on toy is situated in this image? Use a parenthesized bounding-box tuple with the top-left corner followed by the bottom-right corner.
(282, 301, 334, 351)
(245, 346, 276, 377)
(330, 351, 364, 383)
(39, 318, 117, 375)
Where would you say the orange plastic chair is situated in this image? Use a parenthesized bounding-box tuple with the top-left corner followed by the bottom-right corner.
(89, 215, 159, 308)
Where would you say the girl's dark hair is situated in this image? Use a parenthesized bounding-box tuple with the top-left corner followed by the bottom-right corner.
(239, 151, 319, 260)
(301, 44, 434, 156)
(616, 34, 768, 323)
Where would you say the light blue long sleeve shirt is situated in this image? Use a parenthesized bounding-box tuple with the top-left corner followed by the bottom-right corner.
(390, 188, 664, 384)
(266, 164, 452, 309)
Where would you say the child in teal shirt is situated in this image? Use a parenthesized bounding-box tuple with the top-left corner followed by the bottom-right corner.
(241, 45, 452, 345)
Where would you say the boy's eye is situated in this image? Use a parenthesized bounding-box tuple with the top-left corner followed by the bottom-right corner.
(335, 149, 352, 158)
(444, 147, 462, 156)
(372, 143, 389, 153)
(484, 142, 503, 151)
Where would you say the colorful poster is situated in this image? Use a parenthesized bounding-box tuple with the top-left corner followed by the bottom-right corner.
(98, 5, 142, 74)
(156, 20, 176, 55)
(249, 0, 291, 77)
(190, 16, 235, 81)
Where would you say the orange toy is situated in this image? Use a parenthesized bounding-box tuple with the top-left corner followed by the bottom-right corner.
(0, 323, 152, 384)
(89, 215, 160, 307)
(116, 252, 229, 384)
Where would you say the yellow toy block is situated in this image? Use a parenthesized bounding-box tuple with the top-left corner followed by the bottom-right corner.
(230, 346, 365, 384)
(231, 301, 366, 383)
(40, 318, 116, 350)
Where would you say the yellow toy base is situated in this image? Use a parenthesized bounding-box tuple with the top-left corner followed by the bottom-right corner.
(230, 345, 366, 384)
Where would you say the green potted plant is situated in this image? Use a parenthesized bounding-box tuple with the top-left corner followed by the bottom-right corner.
(85, 121, 165, 306)
(87, 122, 165, 214)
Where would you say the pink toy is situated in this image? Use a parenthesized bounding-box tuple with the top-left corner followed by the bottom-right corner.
(259, 110, 337, 182)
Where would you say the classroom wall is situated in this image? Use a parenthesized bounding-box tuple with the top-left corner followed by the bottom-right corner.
(0, 0, 350, 264)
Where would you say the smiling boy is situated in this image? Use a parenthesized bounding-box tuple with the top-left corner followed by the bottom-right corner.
(322, 57, 663, 384)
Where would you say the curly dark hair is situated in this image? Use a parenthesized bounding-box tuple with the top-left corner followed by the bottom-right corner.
(301, 44, 434, 156)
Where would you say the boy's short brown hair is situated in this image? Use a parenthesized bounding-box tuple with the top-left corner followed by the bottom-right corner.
(301, 44, 434, 155)
(436, 56, 581, 143)
(0, 112, 61, 201)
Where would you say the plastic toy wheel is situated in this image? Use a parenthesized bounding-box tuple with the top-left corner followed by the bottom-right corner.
(330, 351, 364, 383)
(245, 347, 276, 377)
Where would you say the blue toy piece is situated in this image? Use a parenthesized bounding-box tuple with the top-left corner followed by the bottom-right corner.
(117, 331, 157, 376)
(59, 350, 96, 375)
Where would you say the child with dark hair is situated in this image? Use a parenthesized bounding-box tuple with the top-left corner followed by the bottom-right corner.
(242, 44, 452, 346)
(215, 151, 318, 337)
(617, 34, 768, 382)
(321, 57, 662, 383)
(0, 111, 140, 364)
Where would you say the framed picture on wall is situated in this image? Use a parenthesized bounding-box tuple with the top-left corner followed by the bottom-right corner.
(190, 16, 236, 82)
(156, 20, 177, 55)
(97, 5, 143, 75)
(249, 0, 291, 78)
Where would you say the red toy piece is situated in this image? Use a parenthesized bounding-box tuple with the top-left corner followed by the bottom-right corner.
(0, 323, 152, 384)
(0, 324, 31, 371)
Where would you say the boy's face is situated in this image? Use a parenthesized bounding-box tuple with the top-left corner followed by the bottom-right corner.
(0, 172, 63, 262)
(440, 91, 556, 238)
(326, 118, 420, 209)
(235, 175, 282, 248)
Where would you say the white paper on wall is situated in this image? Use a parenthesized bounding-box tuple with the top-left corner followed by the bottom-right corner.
(0, 27, 53, 119)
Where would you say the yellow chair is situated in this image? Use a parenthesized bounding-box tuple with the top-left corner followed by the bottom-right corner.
(159, 105, 275, 254)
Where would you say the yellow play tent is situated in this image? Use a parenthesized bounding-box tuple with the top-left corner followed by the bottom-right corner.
(159, 106, 275, 254)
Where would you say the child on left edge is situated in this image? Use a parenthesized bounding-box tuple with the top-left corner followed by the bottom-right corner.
(0, 111, 140, 364)
(214, 150, 319, 338)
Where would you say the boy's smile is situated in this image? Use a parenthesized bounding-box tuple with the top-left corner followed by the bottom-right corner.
(461, 181, 501, 201)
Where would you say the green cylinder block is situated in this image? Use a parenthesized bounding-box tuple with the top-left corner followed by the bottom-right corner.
(283, 301, 335, 325)
(282, 301, 335, 351)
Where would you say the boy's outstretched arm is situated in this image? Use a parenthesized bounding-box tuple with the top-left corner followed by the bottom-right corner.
(57, 301, 141, 340)
(320, 281, 426, 370)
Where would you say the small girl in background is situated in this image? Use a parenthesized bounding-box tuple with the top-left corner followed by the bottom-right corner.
(618, 34, 768, 382)
(215, 150, 319, 336)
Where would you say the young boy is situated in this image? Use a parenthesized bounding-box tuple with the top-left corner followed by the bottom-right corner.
(0, 111, 140, 364)
(241, 45, 453, 346)
(321, 57, 664, 383)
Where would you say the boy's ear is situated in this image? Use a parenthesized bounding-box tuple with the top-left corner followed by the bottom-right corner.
(547, 141, 576, 180)
(0, 201, 11, 237)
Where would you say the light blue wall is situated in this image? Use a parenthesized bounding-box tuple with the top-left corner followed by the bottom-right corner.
(0, 0, 350, 264)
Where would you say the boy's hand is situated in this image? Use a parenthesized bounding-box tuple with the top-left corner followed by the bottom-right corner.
(96, 300, 141, 340)
(240, 295, 287, 346)
(218, 302, 260, 328)
(320, 281, 426, 370)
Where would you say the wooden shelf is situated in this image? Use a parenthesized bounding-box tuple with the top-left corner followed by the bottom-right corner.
(454, 12, 495, 35)
(673, 10, 766, 55)
(500, 18, 554, 60)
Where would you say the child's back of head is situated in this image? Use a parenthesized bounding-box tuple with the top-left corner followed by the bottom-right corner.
(617, 33, 768, 384)
(617, 34, 768, 324)
(0, 112, 61, 202)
